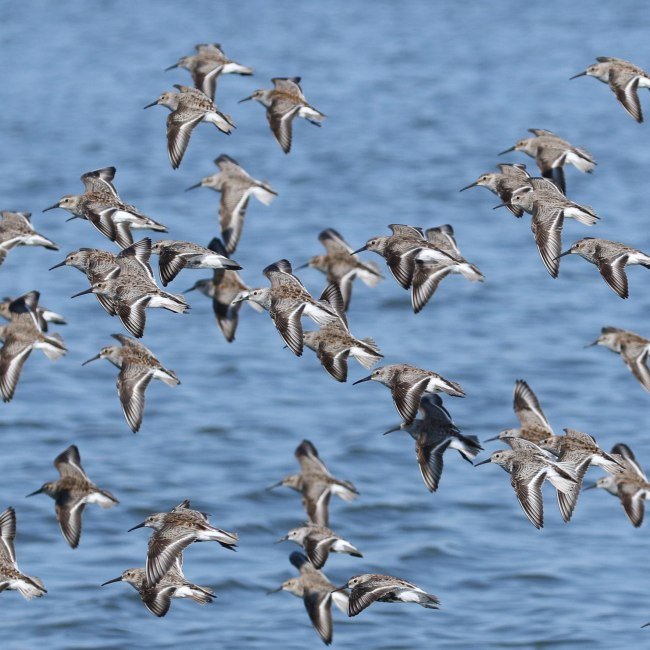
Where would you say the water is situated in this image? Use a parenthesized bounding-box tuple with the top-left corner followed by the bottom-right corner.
(1, 1, 649, 648)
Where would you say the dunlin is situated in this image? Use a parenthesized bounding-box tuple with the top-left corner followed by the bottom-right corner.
(571, 57, 650, 122)
(537, 428, 623, 522)
(27, 445, 118, 548)
(82, 333, 180, 433)
(43, 167, 167, 248)
(239, 77, 325, 153)
(586, 326, 650, 391)
(353, 364, 465, 424)
(333, 574, 439, 617)
(506, 179, 599, 277)
(0, 211, 58, 265)
(499, 129, 595, 193)
(0, 507, 46, 600)
(485, 379, 555, 446)
(475, 438, 578, 529)
(267, 440, 358, 527)
(0, 291, 67, 402)
(233, 260, 342, 356)
(298, 228, 383, 310)
(557, 237, 650, 298)
(460, 163, 531, 218)
(186, 154, 277, 254)
(101, 558, 214, 617)
(151, 238, 241, 286)
(185, 239, 263, 342)
(166, 43, 253, 100)
(71, 268, 189, 339)
(144, 85, 235, 169)
(276, 523, 362, 569)
(0, 296, 65, 331)
(268, 551, 349, 645)
(128, 499, 238, 587)
(384, 394, 482, 492)
(586, 443, 650, 527)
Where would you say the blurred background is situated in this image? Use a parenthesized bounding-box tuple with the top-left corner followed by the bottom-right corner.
(1, 1, 649, 648)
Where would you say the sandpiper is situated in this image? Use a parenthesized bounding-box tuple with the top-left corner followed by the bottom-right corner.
(186, 154, 277, 254)
(0, 296, 65, 331)
(101, 557, 214, 617)
(586, 326, 650, 391)
(571, 57, 650, 122)
(185, 239, 263, 342)
(267, 440, 358, 527)
(353, 364, 465, 424)
(410, 226, 484, 313)
(71, 271, 189, 339)
(475, 438, 578, 529)
(298, 228, 383, 310)
(144, 85, 235, 169)
(43, 167, 168, 248)
(499, 129, 596, 194)
(128, 499, 238, 587)
(384, 394, 482, 492)
(0, 211, 58, 265)
(460, 163, 531, 218)
(303, 319, 383, 383)
(333, 574, 439, 617)
(82, 333, 180, 433)
(0, 507, 46, 600)
(151, 238, 241, 286)
(557, 237, 650, 298)
(166, 43, 253, 100)
(585, 443, 650, 527)
(506, 179, 599, 277)
(537, 428, 623, 522)
(485, 379, 555, 446)
(27, 445, 118, 548)
(268, 551, 348, 645)
(276, 523, 362, 569)
(233, 260, 342, 356)
(0, 291, 67, 402)
(239, 77, 325, 153)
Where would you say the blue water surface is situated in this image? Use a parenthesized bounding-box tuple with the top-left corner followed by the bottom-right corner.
(1, 1, 649, 648)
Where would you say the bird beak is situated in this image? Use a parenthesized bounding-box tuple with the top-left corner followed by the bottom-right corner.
(294, 262, 309, 270)
(231, 294, 248, 304)
(351, 246, 367, 255)
(582, 482, 598, 491)
(71, 287, 94, 298)
(492, 202, 508, 210)
(265, 480, 283, 491)
(185, 182, 202, 191)
(49, 260, 67, 270)
(266, 586, 283, 595)
(554, 249, 572, 260)
(330, 585, 348, 593)
(483, 434, 501, 442)
(100, 576, 123, 586)
(26, 487, 44, 497)
(65, 216, 79, 222)
(474, 458, 492, 467)
(238, 95, 253, 103)
(143, 100, 158, 109)
(383, 424, 402, 435)
(569, 71, 587, 80)
(459, 182, 478, 192)
(127, 521, 146, 532)
(82, 354, 101, 366)
(164, 63, 178, 71)
(498, 146, 515, 155)
(352, 375, 372, 385)
(274, 535, 288, 544)
(42, 203, 60, 212)
(584, 339, 599, 348)
(183, 284, 198, 293)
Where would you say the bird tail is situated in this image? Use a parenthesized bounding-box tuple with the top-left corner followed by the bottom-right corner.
(37, 332, 67, 360)
(458, 262, 484, 282)
(16, 575, 46, 600)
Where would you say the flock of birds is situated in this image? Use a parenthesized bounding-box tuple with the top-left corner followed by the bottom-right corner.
(1, 44, 650, 644)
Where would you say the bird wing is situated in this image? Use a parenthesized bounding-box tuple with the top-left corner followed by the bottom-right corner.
(146, 530, 195, 587)
(391, 377, 430, 424)
(0, 507, 17, 564)
(166, 109, 204, 169)
(54, 445, 88, 480)
(594, 248, 629, 299)
(303, 589, 333, 644)
(0, 335, 33, 402)
(510, 464, 546, 529)
(55, 492, 86, 549)
(513, 379, 553, 431)
(608, 68, 643, 122)
(530, 202, 564, 278)
(620, 342, 650, 391)
(270, 300, 305, 356)
(117, 363, 153, 433)
(219, 183, 251, 254)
